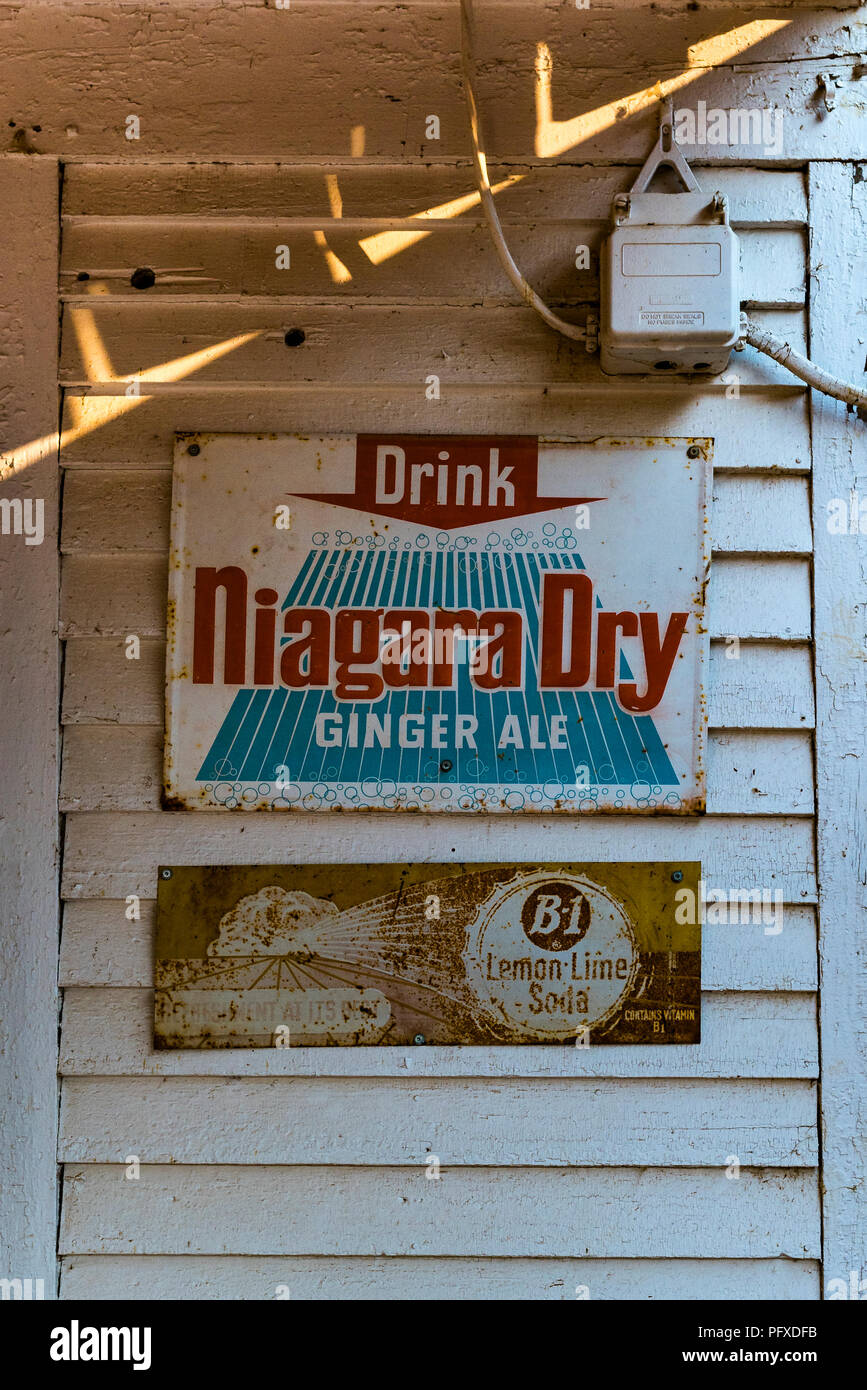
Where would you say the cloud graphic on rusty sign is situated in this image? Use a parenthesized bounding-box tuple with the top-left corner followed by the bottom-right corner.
(207, 886, 340, 957)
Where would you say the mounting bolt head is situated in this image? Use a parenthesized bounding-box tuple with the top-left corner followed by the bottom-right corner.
(612, 192, 631, 225)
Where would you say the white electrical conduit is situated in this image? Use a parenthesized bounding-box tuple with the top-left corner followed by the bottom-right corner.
(741, 316, 867, 410)
(459, 0, 588, 342)
(459, 0, 867, 410)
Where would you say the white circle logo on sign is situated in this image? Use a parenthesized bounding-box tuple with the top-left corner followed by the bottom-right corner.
(465, 871, 639, 1040)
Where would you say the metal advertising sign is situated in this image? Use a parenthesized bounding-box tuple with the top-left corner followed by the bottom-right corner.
(154, 862, 701, 1047)
(164, 433, 709, 813)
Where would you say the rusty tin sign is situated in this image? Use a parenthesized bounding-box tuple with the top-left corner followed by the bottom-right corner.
(154, 862, 701, 1047)
(164, 433, 709, 813)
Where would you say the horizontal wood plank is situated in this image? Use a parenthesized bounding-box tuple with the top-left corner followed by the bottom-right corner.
(707, 558, 811, 639)
(58, 1252, 821, 1301)
(58, 1076, 818, 1166)
(60, 638, 815, 731)
(60, 810, 816, 899)
(8, 5, 865, 161)
(58, 900, 816, 991)
(59, 989, 817, 1078)
(59, 552, 812, 640)
(62, 164, 809, 226)
(59, 725, 814, 815)
(706, 731, 813, 814)
(62, 472, 171, 554)
(59, 466, 811, 555)
(58, 1162, 820, 1257)
(707, 642, 813, 727)
(57, 390, 810, 472)
(710, 475, 812, 554)
(59, 225, 804, 309)
(59, 305, 808, 395)
(63, 639, 166, 726)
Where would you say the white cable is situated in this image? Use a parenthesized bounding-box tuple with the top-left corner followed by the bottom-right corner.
(742, 315, 867, 411)
(459, 0, 588, 342)
(461, 0, 866, 407)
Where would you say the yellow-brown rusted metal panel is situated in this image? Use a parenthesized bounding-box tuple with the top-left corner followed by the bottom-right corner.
(154, 861, 701, 1047)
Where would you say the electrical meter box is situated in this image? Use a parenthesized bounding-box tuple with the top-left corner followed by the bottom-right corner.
(600, 192, 740, 375)
(599, 111, 740, 376)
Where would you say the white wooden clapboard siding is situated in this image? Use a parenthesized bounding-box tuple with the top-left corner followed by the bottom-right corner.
(60, 637, 816, 730)
(61, 165, 809, 225)
(61, 811, 816, 899)
(59, 900, 818, 993)
(59, 724, 815, 815)
(60, 470, 813, 554)
(59, 1164, 819, 1258)
(58, 230, 804, 301)
(59, 552, 813, 640)
(59, 1255, 821, 1303)
(57, 159, 819, 1298)
(0, 159, 61, 1293)
(808, 164, 867, 1292)
(59, 1077, 819, 1166)
(11, 4, 867, 163)
(59, 318, 806, 392)
(58, 166, 805, 305)
(60, 228, 805, 310)
(60, 990, 817, 1081)
(60, 391, 810, 470)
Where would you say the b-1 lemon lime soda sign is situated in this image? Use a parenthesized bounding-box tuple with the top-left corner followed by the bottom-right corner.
(154, 862, 701, 1046)
(164, 434, 709, 813)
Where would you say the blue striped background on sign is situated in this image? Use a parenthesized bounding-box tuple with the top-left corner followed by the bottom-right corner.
(197, 547, 680, 790)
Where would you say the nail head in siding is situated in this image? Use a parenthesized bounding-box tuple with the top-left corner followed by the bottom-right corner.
(130, 267, 156, 290)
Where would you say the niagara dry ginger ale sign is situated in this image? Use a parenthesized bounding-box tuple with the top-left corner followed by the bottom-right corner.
(154, 861, 701, 1047)
(164, 433, 708, 813)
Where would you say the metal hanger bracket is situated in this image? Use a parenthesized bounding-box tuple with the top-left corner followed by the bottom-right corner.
(629, 100, 701, 194)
